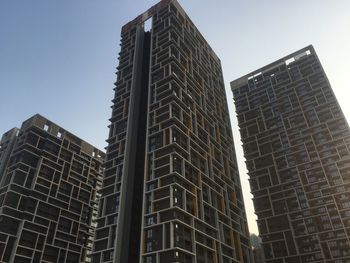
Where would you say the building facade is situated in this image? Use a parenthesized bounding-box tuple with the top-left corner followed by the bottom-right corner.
(92, 0, 252, 262)
(231, 46, 350, 262)
(0, 114, 104, 263)
(0, 127, 19, 180)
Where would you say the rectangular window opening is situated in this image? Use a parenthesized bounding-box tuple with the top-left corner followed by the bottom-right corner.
(285, 57, 295, 65)
(144, 18, 152, 32)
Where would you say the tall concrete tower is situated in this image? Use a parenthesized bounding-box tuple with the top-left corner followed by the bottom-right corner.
(231, 46, 350, 262)
(92, 1, 252, 262)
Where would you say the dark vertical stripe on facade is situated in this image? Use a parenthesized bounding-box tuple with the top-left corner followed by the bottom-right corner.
(128, 31, 151, 262)
(116, 28, 151, 263)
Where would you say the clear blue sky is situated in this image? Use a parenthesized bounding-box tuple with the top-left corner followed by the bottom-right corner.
(1, 0, 349, 234)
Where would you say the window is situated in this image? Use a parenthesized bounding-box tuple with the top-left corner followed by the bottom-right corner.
(4, 191, 20, 208)
(105, 195, 119, 215)
(172, 156, 182, 174)
(103, 250, 113, 261)
(147, 229, 153, 238)
(146, 216, 154, 226)
(144, 255, 155, 263)
(149, 134, 162, 151)
(19, 230, 37, 248)
(43, 246, 59, 262)
(147, 242, 152, 252)
(147, 181, 157, 191)
(146, 194, 152, 214)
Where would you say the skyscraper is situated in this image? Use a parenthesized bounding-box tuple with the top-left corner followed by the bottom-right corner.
(92, 0, 252, 262)
(0, 114, 104, 263)
(231, 45, 350, 262)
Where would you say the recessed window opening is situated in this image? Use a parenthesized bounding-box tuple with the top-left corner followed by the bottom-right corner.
(144, 18, 152, 32)
(285, 57, 295, 65)
(44, 124, 49, 131)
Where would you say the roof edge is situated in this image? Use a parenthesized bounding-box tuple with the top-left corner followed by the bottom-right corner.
(230, 45, 315, 90)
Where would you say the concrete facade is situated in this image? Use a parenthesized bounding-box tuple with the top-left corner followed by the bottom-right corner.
(231, 46, 350, 262)
(92, 1, 252, 262)
(0, 114, 104, 263)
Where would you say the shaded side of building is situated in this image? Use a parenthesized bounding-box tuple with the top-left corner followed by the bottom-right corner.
(231, 46, 350, 262)
(0, 114, 104, 263)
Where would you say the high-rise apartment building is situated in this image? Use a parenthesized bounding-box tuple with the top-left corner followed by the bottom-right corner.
(231, 46, 350, 262)
(92, 0, 251, 262)
(0, 114, 104, 263)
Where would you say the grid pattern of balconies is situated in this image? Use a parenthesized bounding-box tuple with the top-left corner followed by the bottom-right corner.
(231, 46, 350, 263)
(92, 0, 252, 262)
(0, 114, 104, 263)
